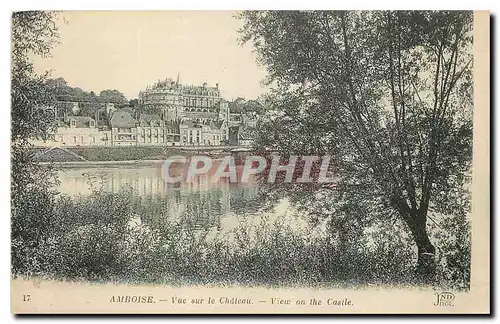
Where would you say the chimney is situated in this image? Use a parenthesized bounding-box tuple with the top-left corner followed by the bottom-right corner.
(203, 82, 207, 88)
(215, 83, 219, 89)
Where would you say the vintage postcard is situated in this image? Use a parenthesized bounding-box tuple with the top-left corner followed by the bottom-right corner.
(10, 10, 490, 314)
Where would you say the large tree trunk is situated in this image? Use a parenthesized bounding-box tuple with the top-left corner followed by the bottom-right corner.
(409, 216, 436, 282)
(394, 198, 437, 282)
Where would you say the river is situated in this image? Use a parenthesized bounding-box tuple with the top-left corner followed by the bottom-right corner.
(56, 161, 325, 239)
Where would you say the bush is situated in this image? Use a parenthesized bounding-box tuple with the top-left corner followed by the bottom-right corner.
(11, 188, 466, 289)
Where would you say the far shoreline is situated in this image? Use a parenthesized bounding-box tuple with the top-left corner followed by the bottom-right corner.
(40, 157, 229, 169)
(39, 159, 166, 169)
(32, 145, 243, 168)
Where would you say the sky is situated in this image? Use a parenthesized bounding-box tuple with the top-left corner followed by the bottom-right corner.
(32, 11, 269, 101)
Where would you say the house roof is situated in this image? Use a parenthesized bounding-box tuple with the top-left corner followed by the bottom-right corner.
(139, 113, 162, 126)
(120, 107, 135, 115)
(110, 110, 137, 128)
(165, 123, 179, 131)
(97, 120, 109, 128)
(69, 116, 95, 128)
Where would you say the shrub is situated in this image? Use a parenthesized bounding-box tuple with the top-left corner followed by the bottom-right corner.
(11, 188, 468, 289)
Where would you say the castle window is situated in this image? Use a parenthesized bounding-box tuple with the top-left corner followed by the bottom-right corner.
(71, 120, 76, 127)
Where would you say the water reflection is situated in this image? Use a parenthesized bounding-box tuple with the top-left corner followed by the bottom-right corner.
(56, 163, 263, 230)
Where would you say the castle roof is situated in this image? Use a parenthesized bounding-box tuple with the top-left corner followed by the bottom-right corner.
(181, 120, 203, 128)
(143, 76, 221, 97)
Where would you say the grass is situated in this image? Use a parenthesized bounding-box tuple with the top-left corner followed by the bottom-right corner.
(11, 186, 470, 289)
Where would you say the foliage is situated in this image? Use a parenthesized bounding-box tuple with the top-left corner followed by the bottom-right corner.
(129, 98, 139, 107)
(11, 11, 61, 265)
(12, 176, 469, 288)
(229, 97, 265, 116)
(238, 10, 473, 281)
(13, 189, 423, 287)
(99, 89, 127, 104)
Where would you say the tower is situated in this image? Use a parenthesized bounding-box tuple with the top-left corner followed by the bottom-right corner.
(176, 72, 181, 87)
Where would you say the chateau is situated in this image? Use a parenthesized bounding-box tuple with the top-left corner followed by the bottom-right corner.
(139, 76, 229, 123)
(138, 76, 230, 145)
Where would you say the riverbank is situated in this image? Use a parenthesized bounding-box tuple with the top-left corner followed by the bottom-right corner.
(32, 146, 233, 164)
(39, 159, 167, 168)
(11, 183, 468, 292)
(11, 188, 418, 289)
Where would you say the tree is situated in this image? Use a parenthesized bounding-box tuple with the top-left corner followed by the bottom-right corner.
(229, 97, 246, 113)
(99, 89, 127, 104)
(129, 98, 139, 108)
(239, 11, 473, 282)
(11, 11, 61, 272)
(11, 11, 61, 195)
(45, 77, 68, 95)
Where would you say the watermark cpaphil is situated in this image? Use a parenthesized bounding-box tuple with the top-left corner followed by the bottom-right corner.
(161, 154, 341, 185)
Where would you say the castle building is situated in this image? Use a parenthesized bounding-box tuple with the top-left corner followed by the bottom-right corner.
(138, 76, 223, 121)
(138, 76, 231, 144)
